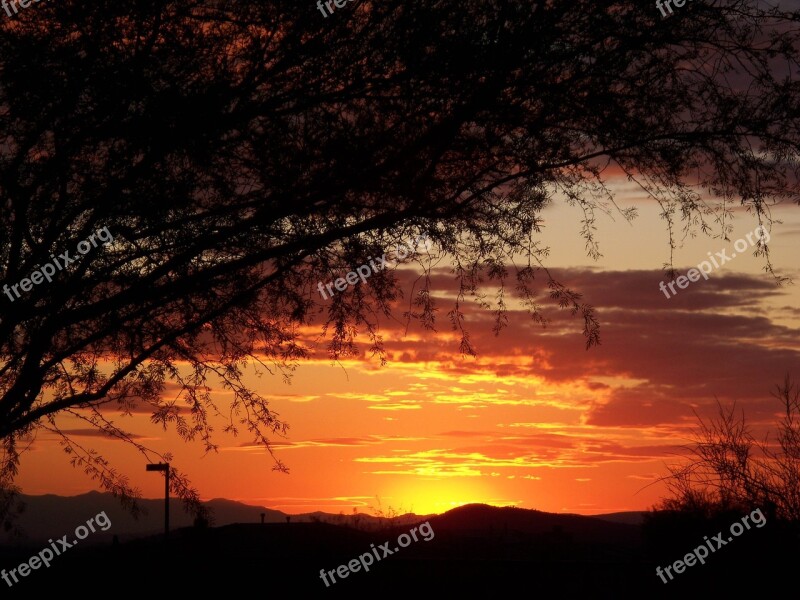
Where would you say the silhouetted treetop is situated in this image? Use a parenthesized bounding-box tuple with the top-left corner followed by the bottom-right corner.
(0, 0, 798, 507)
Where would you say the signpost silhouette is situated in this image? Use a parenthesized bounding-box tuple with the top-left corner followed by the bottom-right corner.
(146, 463, 170, 540)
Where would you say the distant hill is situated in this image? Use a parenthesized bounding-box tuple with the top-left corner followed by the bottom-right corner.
(0, 491, 278, 545)
(592, 511, 648, 526)
(0, 492, 430, 545)
(0, 493, 645, 548)
(9, 504, 663, 595)
(7, 500, 796, 595)
(428, 503, 641, 545)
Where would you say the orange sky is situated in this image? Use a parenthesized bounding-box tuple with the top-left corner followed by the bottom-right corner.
(15, 179, 800, 517)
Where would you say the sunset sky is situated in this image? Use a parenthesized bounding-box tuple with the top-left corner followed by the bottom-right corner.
(16, 177, 800, 517)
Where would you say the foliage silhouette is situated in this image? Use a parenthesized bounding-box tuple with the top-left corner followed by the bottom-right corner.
(0, 0, 798, 509)
(658, 375, 800, 522)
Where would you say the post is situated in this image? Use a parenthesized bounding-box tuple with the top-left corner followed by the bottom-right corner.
(146, 462, 170, 541)
(164, 463, 169, 541)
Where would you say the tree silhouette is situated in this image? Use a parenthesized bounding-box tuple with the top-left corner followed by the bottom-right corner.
(659, 375, 800, 522)
(0, 0, 798, 508)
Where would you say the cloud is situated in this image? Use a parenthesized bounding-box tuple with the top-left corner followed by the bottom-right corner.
(44, 428, 146, 439)
(227, 435, 424, 452)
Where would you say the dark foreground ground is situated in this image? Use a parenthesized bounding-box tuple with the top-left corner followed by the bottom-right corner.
(1, 505, 797, 597)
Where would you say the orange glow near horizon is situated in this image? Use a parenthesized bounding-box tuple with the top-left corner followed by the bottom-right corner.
(13, 193, 800, 519)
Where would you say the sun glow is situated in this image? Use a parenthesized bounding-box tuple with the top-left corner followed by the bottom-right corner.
(374, 480, 520, 516)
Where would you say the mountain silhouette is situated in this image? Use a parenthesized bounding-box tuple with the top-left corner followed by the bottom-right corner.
(4, 499, 795, 596)
(430, 503, 641, 544)
(0, 492, 433, 544)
